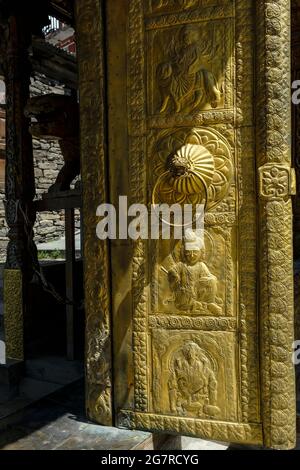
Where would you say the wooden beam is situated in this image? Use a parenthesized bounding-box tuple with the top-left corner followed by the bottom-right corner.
(33, 189, 82, 212)
(49, 0, 74, 26)
(30, 37, 77, 89)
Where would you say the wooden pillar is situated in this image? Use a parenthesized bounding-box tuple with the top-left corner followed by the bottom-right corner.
(1, 11, 36, 361)
(292, 3, 300, 260)
(292, 0, 300, 417)
(65, 208, 75, 361)
(76, 0, 113, 426)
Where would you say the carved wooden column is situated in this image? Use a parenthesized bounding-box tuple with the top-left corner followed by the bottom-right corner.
(256, 0, 296, 449)
(292, 0, 300, 412)
(75, 0, 113, 425)
(1, 10, 36, 361)
(292, 1, 300, 260)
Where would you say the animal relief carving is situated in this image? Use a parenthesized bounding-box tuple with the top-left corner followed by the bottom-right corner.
(156, 25, 222, 114)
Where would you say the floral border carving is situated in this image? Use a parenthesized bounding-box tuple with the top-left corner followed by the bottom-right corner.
(148, 110, 235, 129)
(128, 0, 149, 412)
(118, 411, 263, 445)
(149, 316, 236, 331)
(145, 4, 234, 29)
(76, 0, 113, 426)
(236, 0, 260, 425)
(259, 164, 296, 200)
(256, 0, 296, 450)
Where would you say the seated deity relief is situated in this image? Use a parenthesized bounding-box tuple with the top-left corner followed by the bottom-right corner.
(156, 24, 222, 114)
(168, 342, 220, 418)
(151, 330, 237, 421)
(161, 230, 223, 316)
(25, 93, 80, 193)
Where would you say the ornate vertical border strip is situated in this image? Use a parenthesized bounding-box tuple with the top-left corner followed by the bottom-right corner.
(235, 0, 260, 424)
(75, 0, 113, 426)
(119, 410, 263, 445)
(128, 0, 149, 412)
(4, 270, 23, 360)
(256, 1, 296, 449)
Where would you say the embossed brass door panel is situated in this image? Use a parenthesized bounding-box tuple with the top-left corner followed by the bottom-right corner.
(76, 0, 296, 449)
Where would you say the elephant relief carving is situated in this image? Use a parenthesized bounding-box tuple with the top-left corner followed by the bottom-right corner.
(168, 342, 220, 418)
(156, 24, 222, 114)
(167, 230, 222, 315)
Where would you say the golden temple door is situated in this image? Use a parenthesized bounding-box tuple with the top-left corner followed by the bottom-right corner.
(76, 0, 296, 449)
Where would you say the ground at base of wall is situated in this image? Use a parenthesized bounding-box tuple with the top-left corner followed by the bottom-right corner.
(0, 379, 299, 450)
(0, 380, 229, 451)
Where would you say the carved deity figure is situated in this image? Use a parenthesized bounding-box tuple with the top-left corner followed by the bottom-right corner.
(157, 25, 221, 113)
(168, 342, 220, 417)
(168, 230, 222, 315)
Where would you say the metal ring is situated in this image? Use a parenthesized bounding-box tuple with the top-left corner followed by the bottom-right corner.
(151, 171, 207, 228)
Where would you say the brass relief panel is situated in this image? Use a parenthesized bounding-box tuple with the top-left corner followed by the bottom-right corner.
(76, 0, 296, 450)
(111, 0, 261, 445)
(151, 330, 237, 421)
(148, 0, 233, 16)
(91, 0, 297, 450)
(153, 228, 234, 317)
(151, 128, 234, 208)
(147, 19, 233, 117)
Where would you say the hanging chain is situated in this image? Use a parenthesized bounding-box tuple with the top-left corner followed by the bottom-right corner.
(10, 199, 83, 310)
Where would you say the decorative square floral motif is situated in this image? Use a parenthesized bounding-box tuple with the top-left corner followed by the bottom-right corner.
(259, 165, 295, 199)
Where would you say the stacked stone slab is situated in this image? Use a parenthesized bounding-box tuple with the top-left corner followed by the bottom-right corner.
(0, 74, 80, 261)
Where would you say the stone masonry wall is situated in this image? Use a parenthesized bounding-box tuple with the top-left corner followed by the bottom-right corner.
(33, 137, 65, 245)
(0, 74, 80, 261)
